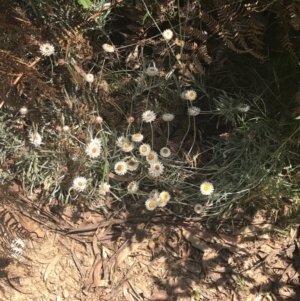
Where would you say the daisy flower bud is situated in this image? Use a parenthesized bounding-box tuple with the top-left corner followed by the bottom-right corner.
(142, 110, 156, 123)
(162, 29, 174, 40)
(73, 176, 87, 192)
(194, 204, 203, 214)
(94, 116, 103, 124)
(162, 113, 174, 122)
(19, 107, 28, 115)
(62, 125, 70, 133)
(237, 104, 250, 113)
(131, 133, 144, 143)
(145, 66, 159, 76)
(200, 181, 214, 195)
(99, 182, 111, 195)
(188, 106, 201, 116)
(85, 73, 94, 83)
(40, 43, 55, 56)
(102, 43, 115, 53)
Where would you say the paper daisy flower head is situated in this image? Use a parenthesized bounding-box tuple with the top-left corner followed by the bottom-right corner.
(156, 197, 167, 208)
(114, 161, 128, 175)
(127, 181, 139, 193)
(194, 204, 203, 214)
(188, 106, 201, 116)
(127, 157, 139, 171)
(237, 104, 250, 113)
(29, 132, 42, 147)
(149, 189, 159, 200)
(200, 181, 214, 195)
(162, 29, 174, 40)
(139, 143, 151, 156)
(99, 182, 111, 195)
(142, 110, 156, 123)
(160, 147, 171, 158)
(162, 113, 174, 122)
(85, 73, 94, 83)
(159, 191, 171, 203)
(145, 66, 159, 76)
(11, 238, 26, 249)
(102, 43, 115, 53)
(148, 161, 164, 177)
(131, 133, 144, 143)
(116, 136, 128, 148)
(145, 198, 157, 211)
(146, 151, 158, 164)
(85, 142, 102, 158)
(73, 176, 87, 192)
(40, 43, 55, 56)
(184, 90, 197, 101)
(122, 142, 135, 152)
(19, 107, 28, 115)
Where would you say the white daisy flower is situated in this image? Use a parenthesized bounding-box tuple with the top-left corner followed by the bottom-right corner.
(85, 142, 102, 158)
(200, 181, 214, 195)
(139, 144, 151, 156)
(162, 113, 174, 122)
(29, 132, 42, 147)
(156, 197, 167, 207)
(62, 125, 70, 133)
(127, 181, 139, 193)
(122, 142, 135, 152)
(188, 106, 201, 116)
(99, 182, 111, 195)
(11, 238, 25, 249)
(145, 198, 157, 211)
(116, 136, 128, 148)
(194, 204, 203, 214)
(184, 90, 197, 101)
(131, 133, 144, 143)
(40, 43, 55, 56)
(162, 29, 174, 40)
(73, 176, 87, 192)
(102, 43, 115, 53)
(90, 138, 102, 146)
(114, 161, 128, 175)
(159, 191, 171, 202)
(142, 110, 156, 123)
(145, 66, 159, 76)
(19, 107, 28, 115)
(127, 157, 139, 171)
(237, 104, 250, 113)
(160, 147, 171, 158)
(146, 151, 158, 164)
(149, 189, 159, 200)
(85, 73, 94, 83)
(148, 161, 164, 177)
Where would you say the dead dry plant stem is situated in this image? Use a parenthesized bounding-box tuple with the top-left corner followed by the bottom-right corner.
(188, 116, 196, 155)
(12, 57, 41, 86)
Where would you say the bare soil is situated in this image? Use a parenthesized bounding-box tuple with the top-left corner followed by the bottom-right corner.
(1, 186, 300, 301)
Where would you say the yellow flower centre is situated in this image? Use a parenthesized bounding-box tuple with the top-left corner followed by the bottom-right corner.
(157, 198, 163, 204)
(78, 181, 83, 187)
(161, 193, 168, 200)
(155, 165, 160, 170)
(141, 146, 147, 152)
(148, 154, 154, 160)
(149, 202, 155, 208)
(163, 149, 168, 154)
(124, 143, 130, 148)
(203, 184, 210, 191)
(92, 147, 97, 153)
(117, 165, 124, 171)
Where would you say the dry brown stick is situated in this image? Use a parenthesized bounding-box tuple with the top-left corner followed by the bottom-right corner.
(59, 239, 84, 278)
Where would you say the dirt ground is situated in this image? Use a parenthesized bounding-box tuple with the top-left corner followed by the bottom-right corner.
(0, 185, 300, 301)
